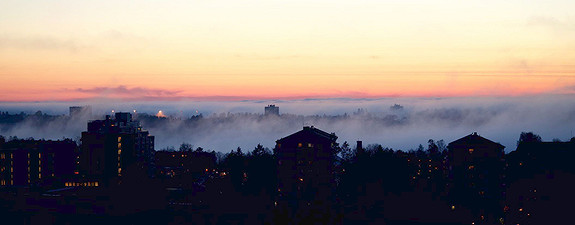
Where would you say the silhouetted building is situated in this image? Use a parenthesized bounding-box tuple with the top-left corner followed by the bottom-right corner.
(447, 132, 505, 215)
(507, 140, 575, 178)
(265, 105, 279, 116)
(504, 139, 575, 225)
(448, 132, 505, 167)
(0, 139, 76, 187)
(79, 112, 154, 186)
(69, 106, 92, 118)
(275, 126, 338, 208)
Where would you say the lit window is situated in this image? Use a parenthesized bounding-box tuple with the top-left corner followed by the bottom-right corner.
(298, 143, 302, 147)
(307, 143, 313, 148)
(468, 149, 474, 154)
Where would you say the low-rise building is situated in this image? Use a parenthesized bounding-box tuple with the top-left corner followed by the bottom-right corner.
(0, 139, 76, 187)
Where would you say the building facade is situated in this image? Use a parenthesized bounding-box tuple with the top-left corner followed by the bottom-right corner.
(447, 132, 505, 215)
(0, 139, 76, 187)
(275, 126, 338, 206)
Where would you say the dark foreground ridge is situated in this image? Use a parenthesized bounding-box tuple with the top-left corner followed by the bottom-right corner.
(0, 111, 574, 225)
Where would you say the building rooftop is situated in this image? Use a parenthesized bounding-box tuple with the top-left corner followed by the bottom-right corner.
(277, 126, 337, 143)
(86, 112, 145, 134)
(448, 132, 504, 149)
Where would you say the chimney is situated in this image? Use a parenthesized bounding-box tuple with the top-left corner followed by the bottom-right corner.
(356, 141, 363, 152)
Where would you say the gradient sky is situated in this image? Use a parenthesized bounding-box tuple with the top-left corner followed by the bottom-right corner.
(1, 0, 575, 101)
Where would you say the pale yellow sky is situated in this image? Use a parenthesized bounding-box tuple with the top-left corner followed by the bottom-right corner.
(1, 0, 574, 101)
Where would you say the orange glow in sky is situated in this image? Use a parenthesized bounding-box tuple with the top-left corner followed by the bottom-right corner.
(1, 0, 574, 101)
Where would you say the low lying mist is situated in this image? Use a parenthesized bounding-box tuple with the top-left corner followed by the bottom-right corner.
(1, 95, 574, 153)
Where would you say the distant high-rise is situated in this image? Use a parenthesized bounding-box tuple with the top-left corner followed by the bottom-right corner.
(69, 106, 92, 118)
(265, 104, 279, 116)
(79, 112, 154, 186)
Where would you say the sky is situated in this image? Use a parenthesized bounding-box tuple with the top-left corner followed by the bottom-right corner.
(1, 1, 575, 152)
(1, 0, 575, 101)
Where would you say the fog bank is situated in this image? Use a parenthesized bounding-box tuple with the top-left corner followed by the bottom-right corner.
(1, 95, 574, 152)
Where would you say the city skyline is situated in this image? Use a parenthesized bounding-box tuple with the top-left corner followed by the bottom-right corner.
(2, 1, 575, 101)
(1, 1, 574, 224)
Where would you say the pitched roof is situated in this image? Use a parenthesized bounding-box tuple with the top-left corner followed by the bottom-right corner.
(277, 126, 337, 143)
(448, 132, 504, 149)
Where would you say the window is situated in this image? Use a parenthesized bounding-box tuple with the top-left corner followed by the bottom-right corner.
(468, 148, 474, 154)
(298, 143, 302, 147)
(307, 143, 313, 148)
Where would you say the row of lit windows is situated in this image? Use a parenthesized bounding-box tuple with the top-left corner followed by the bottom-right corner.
(1, 153, 46, 184)
(65, 182, 99, 187)
(0, 153, 13, 160)
(118, 137, 122, 176)
(296, 143, 314, 148)
(38, 153, 42, 179)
